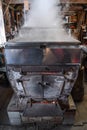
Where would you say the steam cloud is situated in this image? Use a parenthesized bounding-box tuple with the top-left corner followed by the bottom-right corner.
(24, 0, 63, 28)
(12, 0, 79, 42)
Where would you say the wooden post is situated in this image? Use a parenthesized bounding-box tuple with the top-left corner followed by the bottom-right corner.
(0, 1, 6, 45)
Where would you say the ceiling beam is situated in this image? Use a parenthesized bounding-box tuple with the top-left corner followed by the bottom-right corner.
(10, 0, 24, 4)
(61, 0, 87, 4)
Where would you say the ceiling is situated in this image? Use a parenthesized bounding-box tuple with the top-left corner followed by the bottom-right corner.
(10, 0, 87, 4)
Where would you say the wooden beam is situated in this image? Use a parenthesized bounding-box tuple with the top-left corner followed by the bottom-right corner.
(61, 0, 87, 4)
(10, 0, 24, 4)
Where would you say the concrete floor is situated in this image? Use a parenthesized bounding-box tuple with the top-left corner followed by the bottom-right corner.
(0, 82, 87, 130)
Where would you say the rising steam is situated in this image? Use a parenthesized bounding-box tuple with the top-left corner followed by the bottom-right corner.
(24, 0, 63, 28)
(11, 0, 79, 42)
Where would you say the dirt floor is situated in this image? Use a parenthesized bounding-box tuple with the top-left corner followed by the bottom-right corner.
(75, 82, 87, 124)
